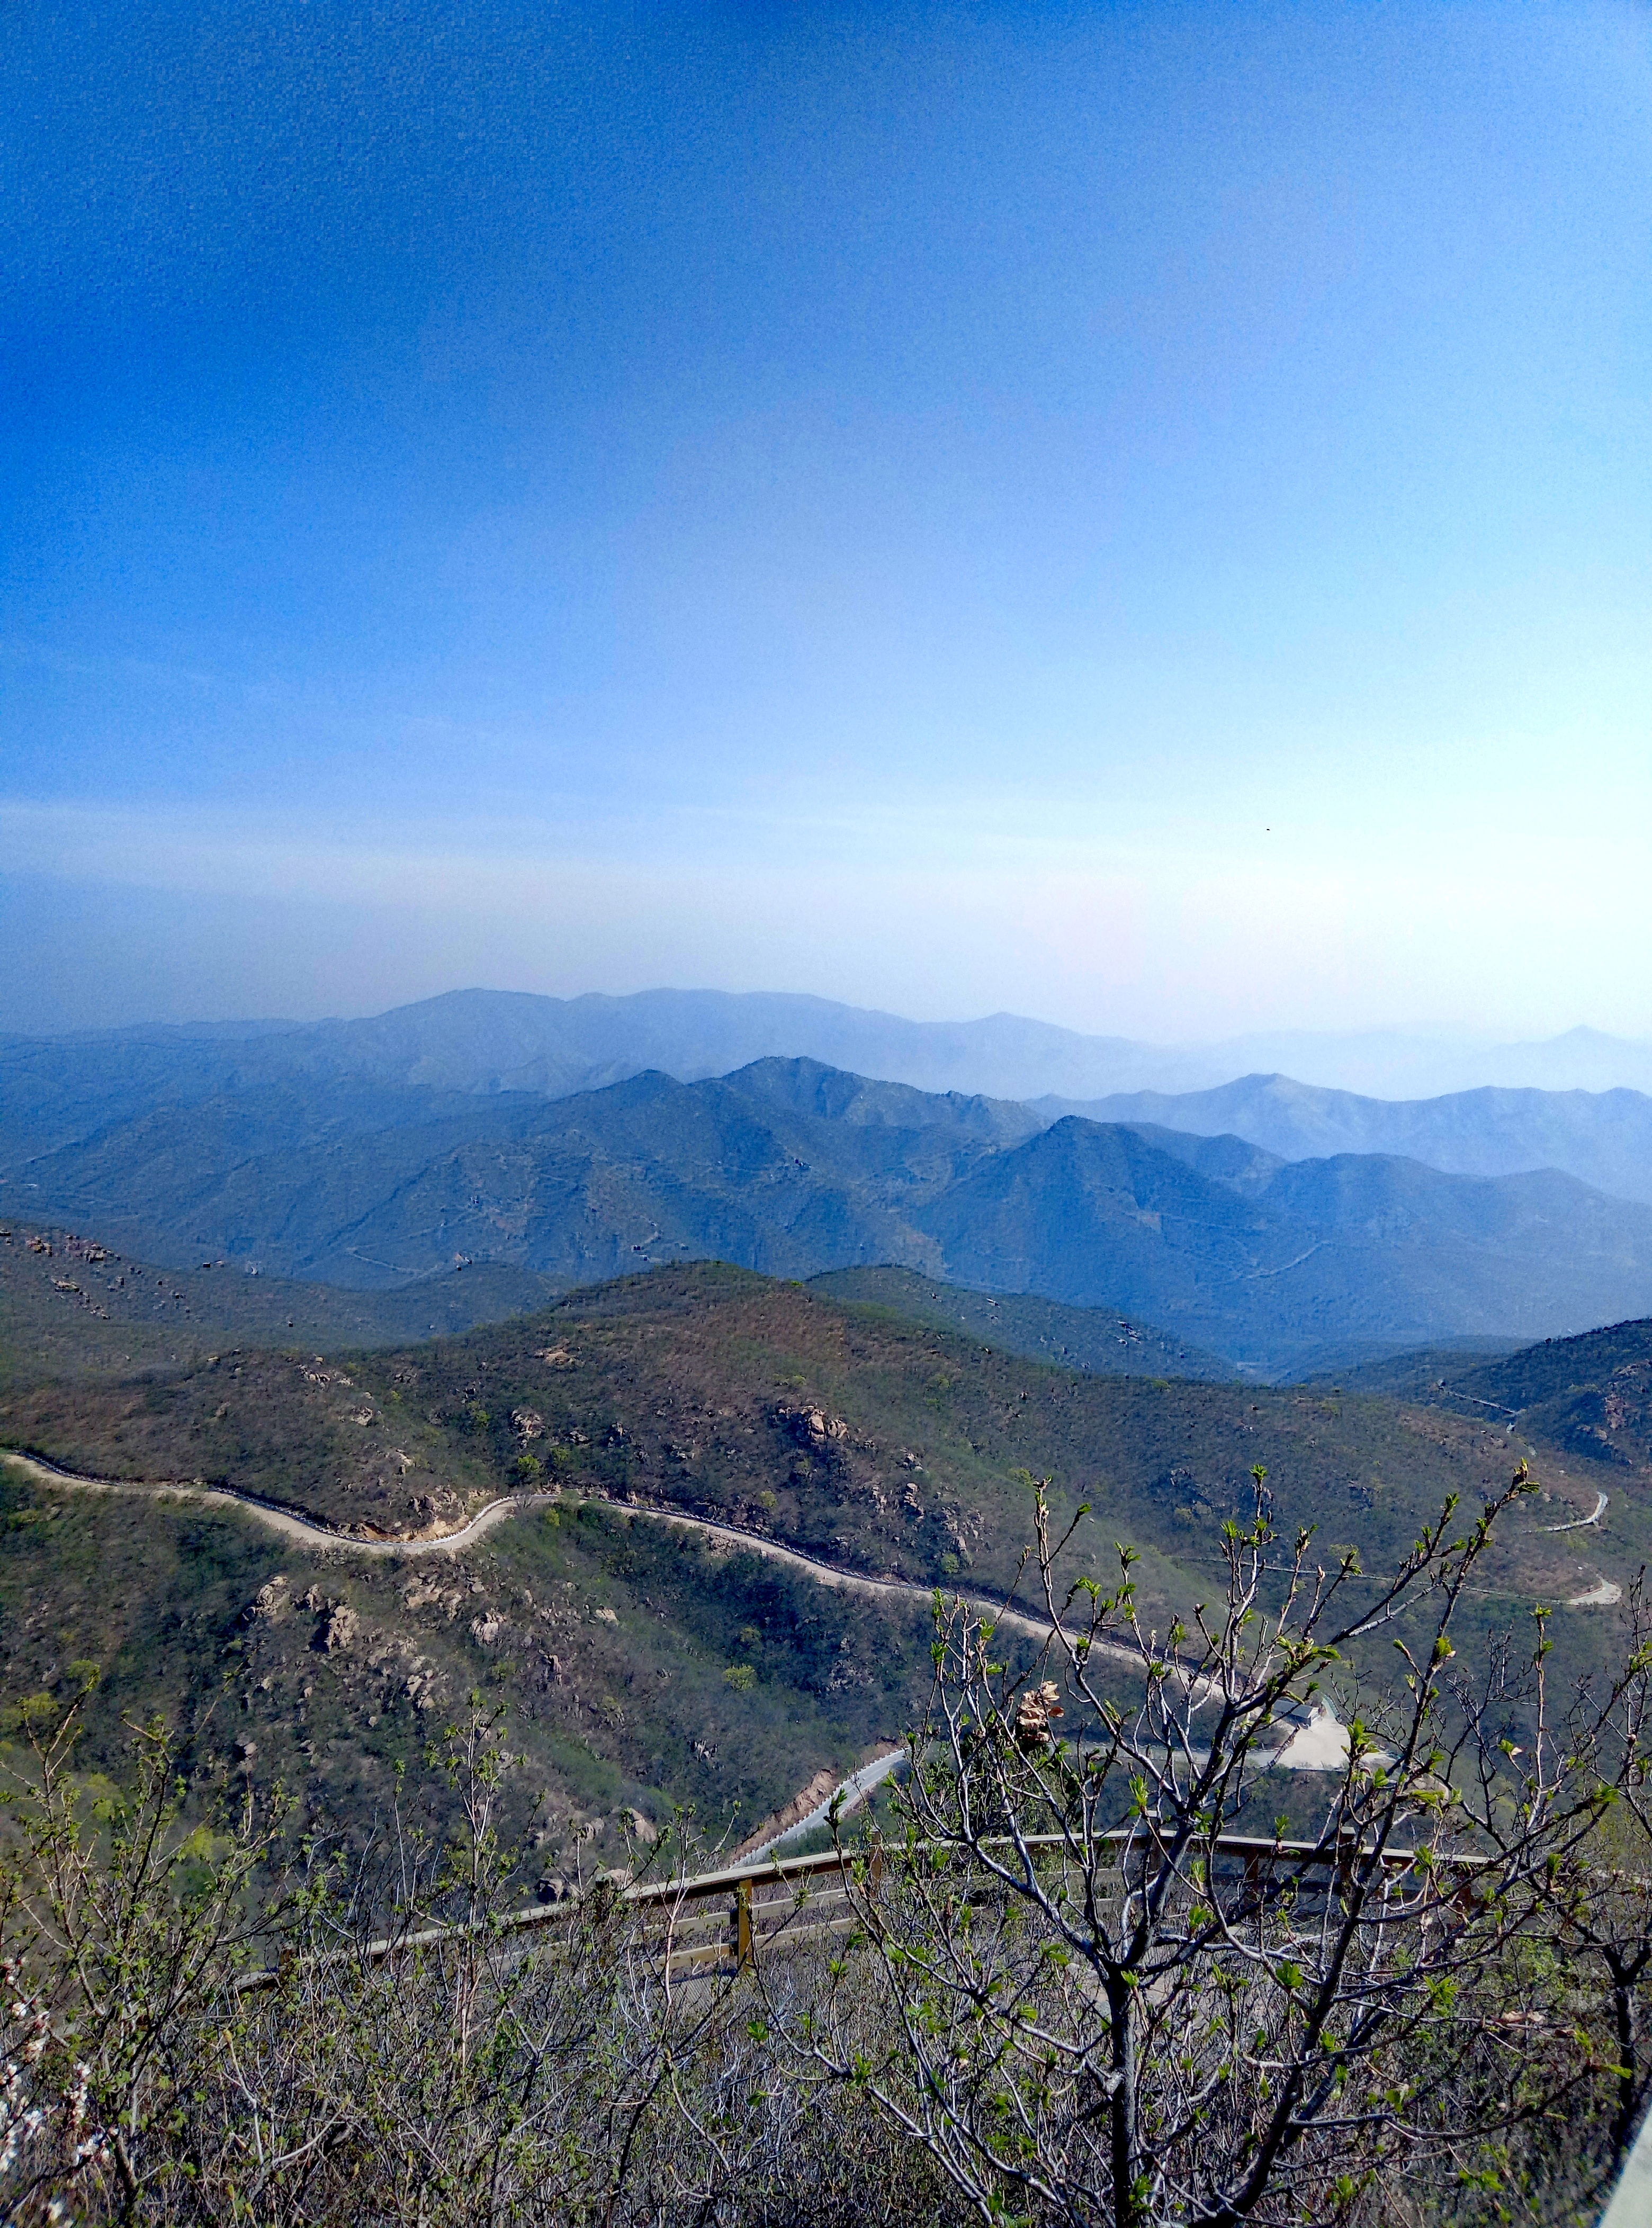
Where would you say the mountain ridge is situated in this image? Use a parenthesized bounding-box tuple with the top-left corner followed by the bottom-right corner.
(10, 990, 1652, 1148)
(11, 1054, 1652, 1377)
(1047, 1073, 1652, 1205)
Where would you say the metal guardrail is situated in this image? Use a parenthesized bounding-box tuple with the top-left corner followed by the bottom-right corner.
(235, 1829, 1423, 1993)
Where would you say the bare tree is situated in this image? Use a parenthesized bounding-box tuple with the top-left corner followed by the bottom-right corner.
(1, 1701, 960, 2225)
(1504, 1573, 1652, 2184)
(794, 1468, 1614, 2227)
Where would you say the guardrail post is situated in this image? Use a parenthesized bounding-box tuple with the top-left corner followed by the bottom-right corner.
(736, 1877, 753, 1971)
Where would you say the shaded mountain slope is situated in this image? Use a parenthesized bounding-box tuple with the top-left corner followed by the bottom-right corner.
(918, 1120, 1652, 1372)
(12, 1059, 1652, 1377)
(1048, 1073, 1652, 1203)
(1408, 1318, 1652, 1478)
(3, 1061, 1034, 1292)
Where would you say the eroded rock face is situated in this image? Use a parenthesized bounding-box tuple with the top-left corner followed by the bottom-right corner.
(623, 1807, 659, 1846)
(319, 1604, 360, 1653)
(245, 1576, 290, 1622)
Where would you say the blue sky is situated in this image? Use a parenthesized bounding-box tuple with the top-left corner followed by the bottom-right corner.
(3, 0, 1649, 1038)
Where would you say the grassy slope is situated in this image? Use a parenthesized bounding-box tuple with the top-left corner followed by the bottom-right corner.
(2, 1262, 1612, 1623)
(0, 1467, 947, 1876)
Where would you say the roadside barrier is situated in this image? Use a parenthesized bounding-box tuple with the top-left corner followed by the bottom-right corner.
(234, 1828, 1424, 1993)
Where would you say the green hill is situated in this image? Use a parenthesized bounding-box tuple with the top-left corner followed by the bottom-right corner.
(4, 1264, 1640, 1870)
(0, 1458, 941, 1880)
(806, 1264, 1236, 1381)
(2, 1260, 1606, 1629)
(1400, 1316, 1652, 1479)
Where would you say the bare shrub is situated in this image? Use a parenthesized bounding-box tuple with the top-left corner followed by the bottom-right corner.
(6, 1472, 1652, 2226)
(789, 1469, 1642, 2227)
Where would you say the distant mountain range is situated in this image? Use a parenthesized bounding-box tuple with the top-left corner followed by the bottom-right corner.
(9, 987, 1652, 1121)
(8, 1040, 1652, 1377)
(1046, 1074, 1652, 1205)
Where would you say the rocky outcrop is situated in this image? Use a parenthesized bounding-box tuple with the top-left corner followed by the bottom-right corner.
(245, 1575, 290, 1622)
(319, 1604, 360, 1653)
(773, 1403, 848, 1449)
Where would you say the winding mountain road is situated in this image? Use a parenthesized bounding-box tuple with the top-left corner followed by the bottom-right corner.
(0, 1448, 1346, 1768)
(2, 1448, 1066, 1616)
(1541, 1490, 1609, 1534)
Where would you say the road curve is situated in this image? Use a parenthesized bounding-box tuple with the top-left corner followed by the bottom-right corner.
(1541, 1490, 1609, 1534)
(744, 1747, 910, 1863)
(0, 1449, 565, 1556)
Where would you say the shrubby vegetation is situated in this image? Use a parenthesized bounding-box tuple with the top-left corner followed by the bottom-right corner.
(5, 1468, 1652, 2225)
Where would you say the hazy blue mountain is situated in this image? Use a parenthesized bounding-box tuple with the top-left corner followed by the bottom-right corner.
(1043, 1074, 1652, 1204)
(914, 1122, 1652, 1370)
(12, 1054, 1652, 1377)
(5, 1060, 1022, 1291)
(1468, 1028, 1652, 1095)
(715, 1055, 1040, 1143)
(0, 991, 1206, 1149)
(0, 1034, 270, 1161)
(9, 994, 1652, 1167)
(1164, 1026, 1652, 1099)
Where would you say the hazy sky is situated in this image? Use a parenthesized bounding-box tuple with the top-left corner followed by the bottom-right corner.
(3, 1, 1649, 1039)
